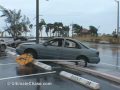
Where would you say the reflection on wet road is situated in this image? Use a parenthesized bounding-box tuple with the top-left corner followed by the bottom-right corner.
(0, 39, 120, 90)
(82, 42, 120, 67)
(0, 57, 120, 90)
(0, 61, 89, 90)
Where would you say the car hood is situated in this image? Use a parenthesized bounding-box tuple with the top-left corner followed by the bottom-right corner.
(89, 48, 97, 52)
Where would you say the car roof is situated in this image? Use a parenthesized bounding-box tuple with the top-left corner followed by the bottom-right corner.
(53, 37, 79, 42)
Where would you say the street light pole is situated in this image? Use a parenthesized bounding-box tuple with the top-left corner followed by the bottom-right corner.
(117, 1, 119, 36)
(115, 0, 119, 69)
(36, 0, 39, 44)
(115, 0, 119, 37)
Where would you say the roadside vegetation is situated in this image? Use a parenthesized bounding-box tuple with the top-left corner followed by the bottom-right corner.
(74, 35, 120, 44)
(0, 5, 33, 39)
(0, 5, 119, 44)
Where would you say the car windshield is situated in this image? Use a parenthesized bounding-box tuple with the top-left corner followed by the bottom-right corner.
(79, 42, 89, 49)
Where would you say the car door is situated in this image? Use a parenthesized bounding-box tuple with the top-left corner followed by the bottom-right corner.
(39, 38, 64, 59)
(60, 39, 81, 60)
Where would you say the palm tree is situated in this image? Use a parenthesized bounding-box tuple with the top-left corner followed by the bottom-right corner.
(89, 26, 98, 36)
(63, 26, 70, 37)
(39, 19, 46, 37)
(53, 22, 63, 37)
(45, 23, 54, 37)
(0, 5, 32, 39)
(72, 24, 82, 36)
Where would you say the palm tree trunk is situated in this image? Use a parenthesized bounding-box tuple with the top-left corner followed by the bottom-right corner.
(46, 32, 48, 37)
(39, 30, 40, 38)
(68, 31, 69, 37)
(50, 29, 51, 37)
(41, 30, 42, 38)
(53, 33, 54, 37)
(55, 32, 57, 37)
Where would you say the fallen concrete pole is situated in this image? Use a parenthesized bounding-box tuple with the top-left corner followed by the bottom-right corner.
(33, 61, 52, 71)
(60, 71, 100, 90)
(0, 71, 56, 81)
(55, 62, 120, 84)
(7, 51, 16, 55)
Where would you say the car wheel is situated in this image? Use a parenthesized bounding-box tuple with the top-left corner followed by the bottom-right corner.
(0, 44, 6, 52)
(76, 57, 87, 67)
(24, 50, 37, 59)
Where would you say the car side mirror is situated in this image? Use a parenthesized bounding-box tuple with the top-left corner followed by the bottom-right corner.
(43, 42, 48, 46)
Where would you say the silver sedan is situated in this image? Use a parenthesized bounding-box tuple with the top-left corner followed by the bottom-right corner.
(16, 38, 100, 67)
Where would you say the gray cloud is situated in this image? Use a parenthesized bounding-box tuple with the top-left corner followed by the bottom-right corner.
(0, 0, 119, 35)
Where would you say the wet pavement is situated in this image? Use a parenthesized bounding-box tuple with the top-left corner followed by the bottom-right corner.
(82, 42, 120, 68)
(1, 38, 120, 67)
(0, 54, 120, 90)
(0, 38, 120, 90)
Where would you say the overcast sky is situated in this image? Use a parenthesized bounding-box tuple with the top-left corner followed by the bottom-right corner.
(0, 0, 119, 36)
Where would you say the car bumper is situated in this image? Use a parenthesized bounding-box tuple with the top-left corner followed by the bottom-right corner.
(88, 57, 100, 64)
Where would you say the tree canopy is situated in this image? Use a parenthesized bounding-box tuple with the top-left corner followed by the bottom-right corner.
(89, 26, 98, 36)
(72, 24, 83, 35)
(0, 5, 32, 38)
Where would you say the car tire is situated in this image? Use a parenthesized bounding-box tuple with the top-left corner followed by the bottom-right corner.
(24, 50, 37, 59)
(75, 57, 87, 67)
(0, 44, 6, 52)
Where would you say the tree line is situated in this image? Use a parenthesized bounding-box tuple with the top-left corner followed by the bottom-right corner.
(0, 5, 98, 39)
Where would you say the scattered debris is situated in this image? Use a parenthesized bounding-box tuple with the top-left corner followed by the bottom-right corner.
(16, 54, 33, 65)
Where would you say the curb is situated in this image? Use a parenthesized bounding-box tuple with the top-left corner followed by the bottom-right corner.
(60, 71, 100, 90)
(55, 62, 120, 84)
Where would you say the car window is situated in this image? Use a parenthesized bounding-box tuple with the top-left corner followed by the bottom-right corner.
(64, 39, 79, 49)
(48, 39, 63, 47)
(79, 42, 89, 49)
